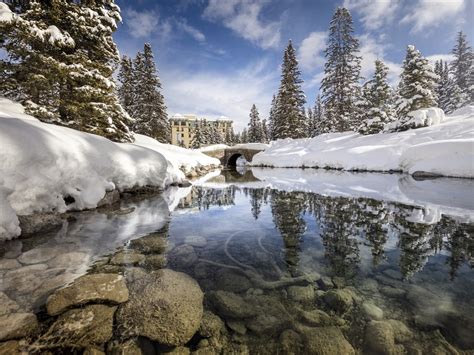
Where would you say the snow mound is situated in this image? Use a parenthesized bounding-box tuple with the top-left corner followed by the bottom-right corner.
(0, 98, 218, 240)
(385, 107, 444, 131)
(252, 107, 474, 178)
(197, 144, 229, 152)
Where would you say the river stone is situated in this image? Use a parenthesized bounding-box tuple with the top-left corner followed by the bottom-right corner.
(17, 247, 57, 265)
(209, 291, 257, 319)
(184, 236, 207, 248)
(0, 313, 38, 341)
(287, 285, 315, 303)
(47, 252, 90, 269)
(0, 292, 20, 316)
(383, 268, 403, 280)
(318, 276, 334, 290)
(3, 240, 23, 259)
(107, 339, 142, 355)
(83, 347, 106, 355)
(142, 254, 167, 269)
(246, 314, 285, 335)
(0, 259, 21, 270)
(46, 273, 129, 316)
(386, 319, 413, 343)
(4, 264, 48, 280)
(300, 326, 355, 355)
(299, 309, 343, 327)
(215, 269, 251, 293)
(226, 320, 247, 335)
(110, 250, 146, 266)
(129, 234, 167, 254)
(0, 340, 22, 354)
(380, 286, 406, 298)
(41, 305, 116, 348)
(199, 311, 225, 338)
(364, 320, 396, 355)
(324, 289, 354, 314)
(279, 329, 302, 355)
(362, 301, 384, 320)
(169, 245, 198, 268)
(116, 269, 203, 346)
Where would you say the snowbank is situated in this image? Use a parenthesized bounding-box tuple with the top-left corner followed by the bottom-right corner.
(0, 98, 219, 240)
(252, 107, 474, 178)
(197, 144, 229, 152)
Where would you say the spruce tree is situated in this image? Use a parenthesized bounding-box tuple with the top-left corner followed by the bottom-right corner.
(395, 45, 437, 126)
(321, 7, 362, 132)
(359, 59, 395, 134)
(311, 94, 326, 136)
(117, 55, 134, 116)
(131, 43, 169, 142)
(451, 31, 473, 104)
(434, 60, 464, 114)
(273, 41, 306, 139)
(191, 120, 205, 148)
(261, 119, 269, 143)
(247, 104, 263, 142)
(268, 94, 278, 140)
(241, 128, 248, 143)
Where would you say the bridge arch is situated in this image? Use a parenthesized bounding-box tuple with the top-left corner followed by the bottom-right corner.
(201, 146, 266, 167)
(227, 153, 243, 166)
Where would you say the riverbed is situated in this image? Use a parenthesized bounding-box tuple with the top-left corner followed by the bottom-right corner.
(1, 168, 473, 354)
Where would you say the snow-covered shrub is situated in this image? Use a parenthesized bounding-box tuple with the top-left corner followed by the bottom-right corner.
(385, 107, 444, 132)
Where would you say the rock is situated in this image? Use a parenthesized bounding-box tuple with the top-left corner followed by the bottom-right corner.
(359, 279, 379, 293)
(30, 272, 77, 304)
(4, 264, 48, 280)
(209, 291, 257, 319)
(97, 190, 120, 207)
(332, 276, 346, 288)
(324, 289, 354, 314)
(124, 267, 148, 284)
(1, 264, 50, 294)
(318, 276, 334, 290)
(163, 346, 191, 354)
(116, 269, 203, 346)
(0, 340, 25, 355)
(364, 320, 396, 355)
(169, 245, 198, 268)
(386, 319, 413, 343)
(287, 285, 315, 303)
(17, 213, 63, 235)
(107, 339, 142, 355)
(83, 348, 106, 355)
(383, 268, 403, 280)
(214, 269, 251, 293)
(142, 254, 167, 269)
(380, 286, 406, 298)
(300, 326, 355, 355)
(129, 233, 167, 254)
(40, 305, 116, 348)
(3, 240, 23, 259)
(110, 250, 146, 266)
(199, 311, 225, 338)
(0, 292, 20, 316)
(246, 314, 285, 335)
(362, 301, 384, 320)
(0, 259, 21, 270)
(47, 252, 90, 269)
(279, 329, 302, 355)
(0, 313, 38, 341)
(193, 263, 211, 280)
(299, 309, 342, 327)
(184, 236, 207, 248)
(226, 320, 247, 335)
(46, 273, 129, 316)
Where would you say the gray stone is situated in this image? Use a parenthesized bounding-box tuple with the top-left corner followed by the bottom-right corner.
(0, 292, 20, 316)
(18, 213, 63, 235)
(184, 235, 207, 248)
(116, 269, 203, 346)
(0, 313, 38, 341)
(300, 326, 355, 355)
(0, 259, 21, 270)
(199, 311, 225, 338)
(324, 288, 354, 314)
(46, 273, 129, 316)
(170, 245, 198, 268)
(110, 250, 145, 266)
(226, 320, 247, 335)
(47, 252, 90, 269)
(209, 291, 257, 319)
(97, 190, 120, 207)
(362, 301, 384, 320)
(40, 305, 116, 348)
(364, 320, 396, 355)
(287, 285, 315, 303)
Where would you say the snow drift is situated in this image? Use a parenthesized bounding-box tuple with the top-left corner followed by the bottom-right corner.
(252, 107, 474, 178)
(0, 98, 219, 240)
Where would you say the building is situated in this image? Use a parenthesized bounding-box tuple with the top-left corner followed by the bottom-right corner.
(170, 114, 233, 148)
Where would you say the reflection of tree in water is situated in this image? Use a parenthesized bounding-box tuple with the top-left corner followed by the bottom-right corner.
(270, 190, 307, 271)
(244, 188, 266, 220)
(445, 223, 474, 279)
(195, 186, 236, 210)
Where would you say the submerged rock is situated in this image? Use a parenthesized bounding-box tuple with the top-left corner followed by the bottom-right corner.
(323, 289, 354, 314)
(47, 251, 90, 269)
(17, 247, 57, 265)
(169, 245, 198, 268)
(46, 273, 129, 316)
(226, 320, 247, 335)
(184, 235, 207, 248)
(279, 329, 302, 355)
(0, 312, 38, 341)
(199, 311, 225, 338)
(246, 314, 285, 335)
(209, 291, 257, 319)
(116, 269, 203, 346)
(364, 320, 396, 355)
(287, 285, 315, 303)
(0, 292, 20, 316)
(214, 269, 252, 293)
(300, 326, 355, 355)
(142, 254, 167, 269)
(362, 301, 384, 320)
(110, 250, 146, 266)
(299, 309, 344, 327)
(129, 234, 168, 254)
(0, 258, 21, 270)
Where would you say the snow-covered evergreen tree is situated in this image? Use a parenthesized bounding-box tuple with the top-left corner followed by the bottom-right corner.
(435, 60, 465, 114)
(273, 41, 306, 139)
(131, 43, 169, 142)
(191, 120, 205, 148)
(117, 55, 134, 117)
(247, 104, 264, 142)
(311, 94, 326, 136)
(451, 31, 473, 104)
(321, 7, 361, 132)
(394, 45, 438, 130)
(358, 59, 395, 134)
(240, 128, 248, 143)
(261, 119, 269, 143)
(268, 94, 277, 140)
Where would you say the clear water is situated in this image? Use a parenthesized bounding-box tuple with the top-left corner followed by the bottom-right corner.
(1, 168, 473, 353)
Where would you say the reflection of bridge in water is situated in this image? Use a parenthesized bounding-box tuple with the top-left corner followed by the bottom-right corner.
(207, 168, 261, 184)
(202, 146, 265, 166)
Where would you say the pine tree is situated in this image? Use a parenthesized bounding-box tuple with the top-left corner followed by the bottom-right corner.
(434, 60, 464, 114)
(247, 104, 264, 142)
(261, 119, 269, 143)
(358, 59, 395, 134)
(131, 43, 169, 142)
(191, 120, 205, 148)
(240, 128, 248, 143)
(321, 7, 362, 132)
(451, 31, 473, 104)
(273, 41, 306, 139)
(117, 55, 134, 116)
(394, 45, 438, 129)
(268, 94, 277, 140)
(311, 94, 326, 136)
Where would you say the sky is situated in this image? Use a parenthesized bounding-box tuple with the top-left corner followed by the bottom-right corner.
(114, 0, 473, 131)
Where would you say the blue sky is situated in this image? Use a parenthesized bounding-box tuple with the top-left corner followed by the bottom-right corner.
(114, 0, 473, 131)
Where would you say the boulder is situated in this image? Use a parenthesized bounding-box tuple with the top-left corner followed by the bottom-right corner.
(0, 259, 21, 270)
(362, 301, 384, 320)
(0, 313, 38, 341)
(199, 311, 225, 338)
(47, 252, 90, 269)
(17, 213, 63, 235)
(214, 269, 251, 293)
(300, 326, 355, 355)
(116, 269, 203, 346)
(364, 320, 396, 355)
(129, 234, 167, 254)
(279, 329, 302, 355)
(40, 305, 116, 348)
(209, 291, 257, 319)
(46, 273, 129, 316)
(110, 250, 146, 266)
(0, 292, 20, 316)
(323, 289, 354, 314)
(287, 285, 315, 303)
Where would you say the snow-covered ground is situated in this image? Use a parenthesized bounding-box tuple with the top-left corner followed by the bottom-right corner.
(197, 142, 269, 152)
(0, 98, 219, 240)
(252, 107, 474, 178)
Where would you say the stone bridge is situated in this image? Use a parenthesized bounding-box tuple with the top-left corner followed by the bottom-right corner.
(202, 146, 265, 166)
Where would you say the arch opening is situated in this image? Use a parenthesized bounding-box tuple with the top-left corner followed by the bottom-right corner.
(227, 153, 242, 166)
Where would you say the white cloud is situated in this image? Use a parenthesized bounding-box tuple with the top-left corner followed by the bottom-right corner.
(426, 53, 455, 64)
(401, 0, 465, 33)
(344, 0, 400, 30)
(176, 19, 206, 42)
(203, 0, 281, 49)
(162, 59, 278, 132)
(124, 8, 171, 39)
(298, 31, 327, 71)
